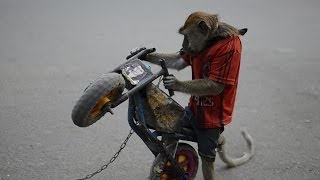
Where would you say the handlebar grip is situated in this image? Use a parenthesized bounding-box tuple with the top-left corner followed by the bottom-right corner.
(139, 47, 156, 60)
(126, 47, 146, 60)
(160, 59, 175, 97)
(126, 47, 156, 60)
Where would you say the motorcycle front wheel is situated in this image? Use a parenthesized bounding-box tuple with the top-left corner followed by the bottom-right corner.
(71, 73, 125, 127)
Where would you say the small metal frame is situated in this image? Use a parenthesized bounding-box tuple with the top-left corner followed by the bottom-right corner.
(108, 49, 197, 179)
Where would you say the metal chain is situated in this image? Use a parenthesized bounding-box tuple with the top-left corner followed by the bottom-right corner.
(76, 129, 135, 180)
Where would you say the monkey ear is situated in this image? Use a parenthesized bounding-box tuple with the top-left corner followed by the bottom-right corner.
(198, 21, 209, 33)
(238, 28, 248, 35)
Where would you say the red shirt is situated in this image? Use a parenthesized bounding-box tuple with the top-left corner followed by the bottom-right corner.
(181, 37, 242, 128)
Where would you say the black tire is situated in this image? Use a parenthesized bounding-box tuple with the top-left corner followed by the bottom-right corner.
(149, 143, 199, 180)
(71, 73, 125, 127)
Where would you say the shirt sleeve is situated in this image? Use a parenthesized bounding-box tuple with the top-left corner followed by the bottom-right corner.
(208, 37, 242, 85)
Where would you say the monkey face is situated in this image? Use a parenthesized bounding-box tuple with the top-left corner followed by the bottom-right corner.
(180, 24, 208, 54)
(179, 12, 219, 55)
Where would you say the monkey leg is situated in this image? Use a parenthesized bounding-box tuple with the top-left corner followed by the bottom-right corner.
(201, 156, 215, 180)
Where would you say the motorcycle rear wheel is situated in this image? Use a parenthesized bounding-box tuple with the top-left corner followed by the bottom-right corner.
(150, 143, 199, 180)
(71, 73, 125, 127)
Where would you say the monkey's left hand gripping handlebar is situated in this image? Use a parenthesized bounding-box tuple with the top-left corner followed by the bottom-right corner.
(160, 59, 175, 97)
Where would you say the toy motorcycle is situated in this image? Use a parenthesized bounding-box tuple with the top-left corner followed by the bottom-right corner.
(71, 48, 253, 179)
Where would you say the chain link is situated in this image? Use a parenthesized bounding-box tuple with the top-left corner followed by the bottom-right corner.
(76, 129, 135, 180)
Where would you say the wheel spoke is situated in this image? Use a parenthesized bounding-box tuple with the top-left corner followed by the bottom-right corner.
(180, 159, 190, 167)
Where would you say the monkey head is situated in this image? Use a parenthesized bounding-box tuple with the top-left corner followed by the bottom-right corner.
(179, 11, 247, 55)
(179, 11, 219, 54)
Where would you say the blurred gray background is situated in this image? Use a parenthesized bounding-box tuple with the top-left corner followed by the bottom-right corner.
(0, 0, 319, 179)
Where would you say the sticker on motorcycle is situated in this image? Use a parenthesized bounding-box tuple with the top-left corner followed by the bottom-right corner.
(122, 63, 147, 85)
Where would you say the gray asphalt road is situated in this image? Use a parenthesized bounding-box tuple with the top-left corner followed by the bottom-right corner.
(1, 0, 319, 180)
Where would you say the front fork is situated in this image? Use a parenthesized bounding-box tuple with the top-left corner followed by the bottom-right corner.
(127, 93, 188, 179)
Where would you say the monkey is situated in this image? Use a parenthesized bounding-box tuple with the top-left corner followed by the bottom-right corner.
(140, 11, 253, 179)
(144, 12, 247, 96)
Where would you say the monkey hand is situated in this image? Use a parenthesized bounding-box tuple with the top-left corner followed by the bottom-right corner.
(163, 75, 181, 90)
(126, 47, 145, 59)
(126, 47, 156, 60)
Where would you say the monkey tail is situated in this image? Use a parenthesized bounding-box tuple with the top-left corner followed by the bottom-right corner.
(217, 129, 254, 167)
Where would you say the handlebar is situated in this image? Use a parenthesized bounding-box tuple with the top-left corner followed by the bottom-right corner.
(126, 47, 156, 60)
(160, 59, 175, 97)
(125, 47, 174, 97)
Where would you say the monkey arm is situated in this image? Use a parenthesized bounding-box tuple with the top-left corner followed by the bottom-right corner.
(145, 52, 188, 70)
(164, 76, 225, 96)
(176, 79, 225, 96)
